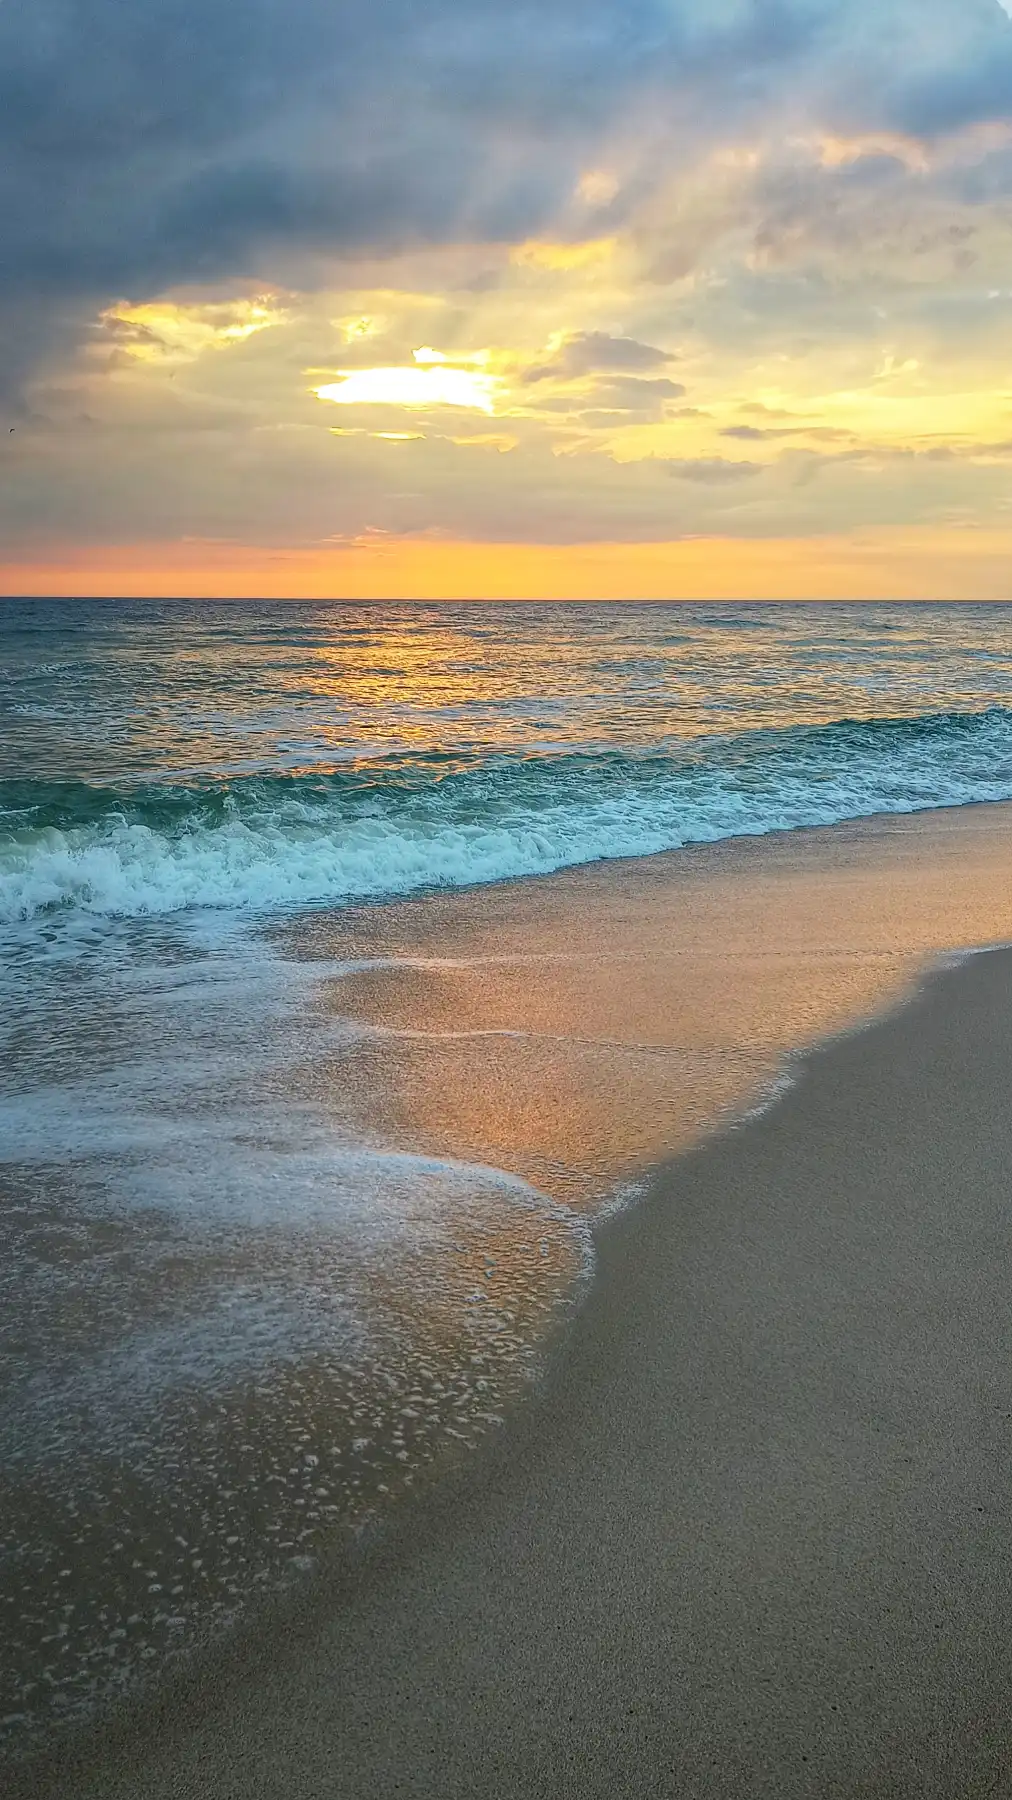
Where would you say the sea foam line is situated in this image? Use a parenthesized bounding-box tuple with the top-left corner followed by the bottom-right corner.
(3, 706, 1012, 924)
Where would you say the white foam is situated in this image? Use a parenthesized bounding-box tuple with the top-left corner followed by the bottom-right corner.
(6, 708, 1012, 925)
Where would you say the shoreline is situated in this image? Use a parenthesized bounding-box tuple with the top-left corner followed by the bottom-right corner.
(13, 913, 1012, 1795)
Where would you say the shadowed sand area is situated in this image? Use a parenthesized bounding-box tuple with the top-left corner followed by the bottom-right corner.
(12, 806, 1012, 1797)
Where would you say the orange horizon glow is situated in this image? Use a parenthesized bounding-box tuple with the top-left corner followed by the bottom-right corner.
(1, 529, 1010, 603)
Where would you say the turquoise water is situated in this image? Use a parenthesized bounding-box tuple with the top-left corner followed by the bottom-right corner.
(4, 599, 1012, 923)
(3, 598, 1012, 1749)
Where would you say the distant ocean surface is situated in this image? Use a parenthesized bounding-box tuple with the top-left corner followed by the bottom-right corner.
(4, 599, 1012, 923)
(3, 597, 1012, 1750)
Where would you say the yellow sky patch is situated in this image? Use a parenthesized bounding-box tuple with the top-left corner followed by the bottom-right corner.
(739, 382, 1012, 447)
(98, 296, 285, 363)
(510, 238, 618, 272)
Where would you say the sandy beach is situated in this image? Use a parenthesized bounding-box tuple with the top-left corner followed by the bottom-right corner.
(15, 856, 1012, 1796)
(7, 0, 1012, 1747)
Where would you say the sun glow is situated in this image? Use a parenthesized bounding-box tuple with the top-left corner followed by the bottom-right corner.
(316, 350, 499, 413)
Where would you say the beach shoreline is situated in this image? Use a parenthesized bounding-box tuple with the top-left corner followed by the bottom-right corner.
(12, 836, 1012, 1797)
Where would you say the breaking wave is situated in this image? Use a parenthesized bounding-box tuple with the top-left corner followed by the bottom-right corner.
(3, 706, 1012, 924)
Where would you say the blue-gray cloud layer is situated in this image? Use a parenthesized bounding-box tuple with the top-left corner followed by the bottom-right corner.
(2, 0, 1010, 397)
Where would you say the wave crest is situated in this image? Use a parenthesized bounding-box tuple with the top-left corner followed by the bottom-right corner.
(3, 706, 1012, 924)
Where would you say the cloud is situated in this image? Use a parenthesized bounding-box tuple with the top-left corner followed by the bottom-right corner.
(0, 0, 623, 389)
(879, 24, 1012, 138)
(526, 332, 676, 381)
(0, 0, 930, 393)
(660, 457, 762, 482)
(97, 298, 287, 364)
(721, 423, 854, 442)
(6, 0, 1012, 566)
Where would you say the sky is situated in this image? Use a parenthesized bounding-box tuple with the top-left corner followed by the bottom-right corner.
(2, 0, 1012, 600)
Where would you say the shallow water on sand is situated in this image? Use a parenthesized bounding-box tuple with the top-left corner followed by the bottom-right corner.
(0, 913, 587, 1738)
(5, 800, 1012, 1749)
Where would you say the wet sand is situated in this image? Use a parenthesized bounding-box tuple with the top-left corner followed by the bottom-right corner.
(281, 799, 1012, 1211)
(16, 853, 1012, 1795)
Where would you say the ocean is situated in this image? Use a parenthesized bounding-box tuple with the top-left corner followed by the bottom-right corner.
(6, 600, 1012, 921)
(3, 597, 1012, 1748)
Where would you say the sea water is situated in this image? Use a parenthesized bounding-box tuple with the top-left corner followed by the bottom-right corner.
(3, 598, 1012, 1745)
(5, 600, 1012, 923)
